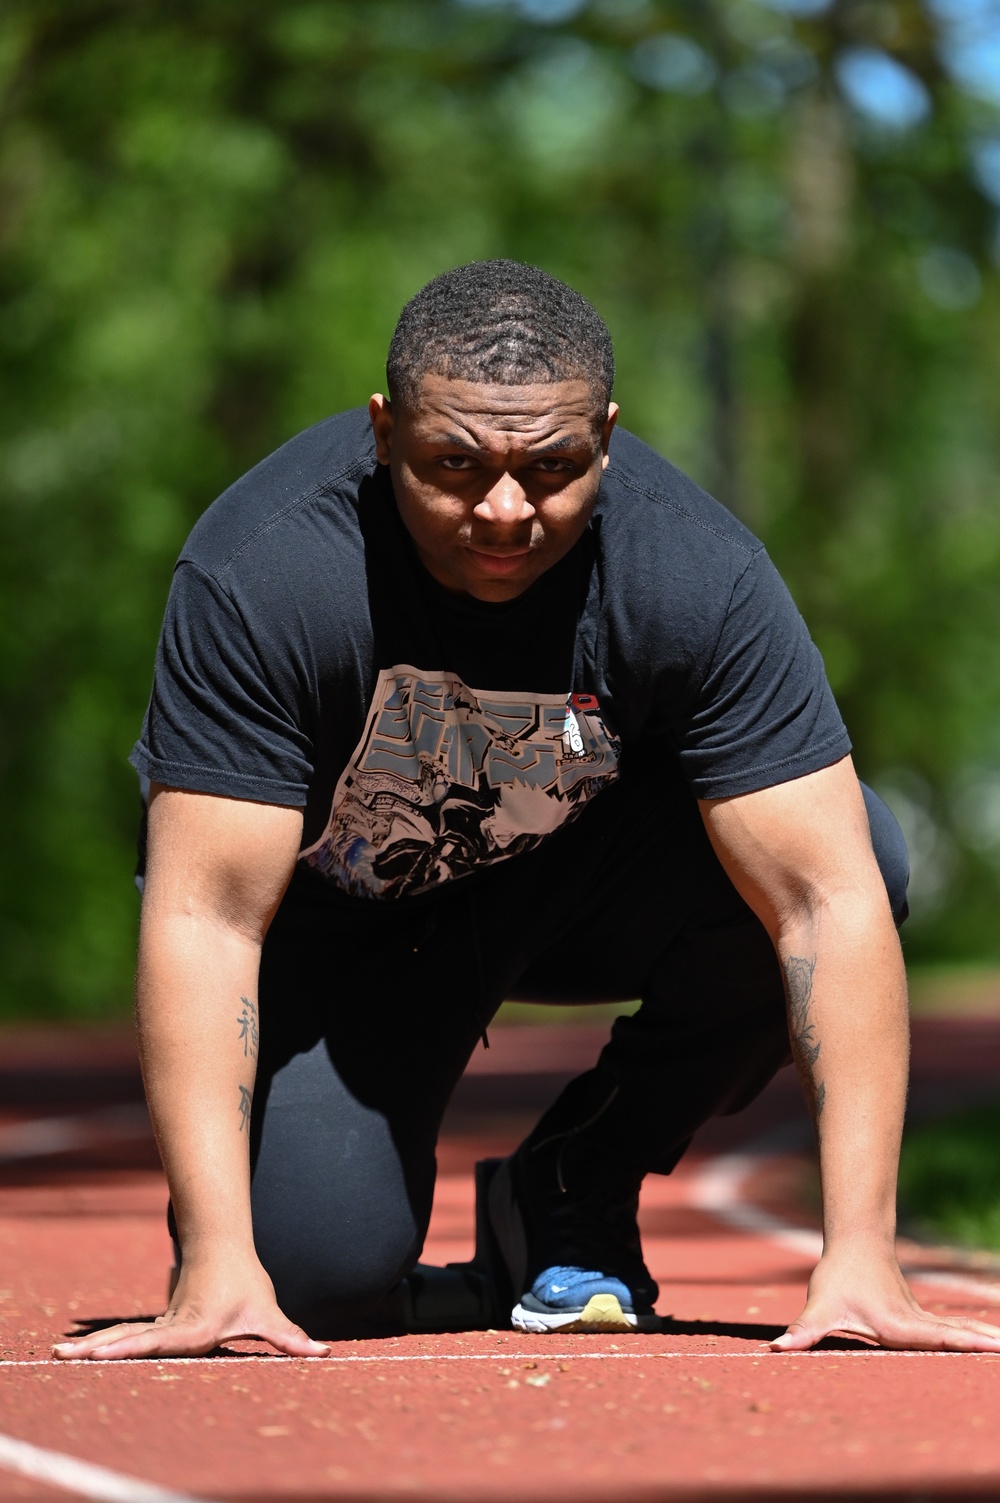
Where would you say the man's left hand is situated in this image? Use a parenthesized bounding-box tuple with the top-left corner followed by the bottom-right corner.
(771, 1244, 1000, 1352)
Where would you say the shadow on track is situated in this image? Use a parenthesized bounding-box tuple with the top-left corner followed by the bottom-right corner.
(64, 1311, 877, 1351)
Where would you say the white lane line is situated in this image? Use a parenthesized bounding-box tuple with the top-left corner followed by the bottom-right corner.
(905, 1266, 1000, 1301)
(1, 1349, 994, 1368)
(689, 1140, 1000, 1306)
(0, 1106, 150, 1165)
(0, 1432, 213, 1503)
(689, 1143, 823, 1260)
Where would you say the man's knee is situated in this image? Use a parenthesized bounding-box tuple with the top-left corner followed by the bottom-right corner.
(261, 1220, 421, 1337)
(861, 783, 909, 927)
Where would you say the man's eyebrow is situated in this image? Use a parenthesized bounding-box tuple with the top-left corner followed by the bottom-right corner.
(532, 435, 592, 454)
(420, 431, 591, 455)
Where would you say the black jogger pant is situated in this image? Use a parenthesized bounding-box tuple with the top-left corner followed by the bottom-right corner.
(234, 770, 908, 1337)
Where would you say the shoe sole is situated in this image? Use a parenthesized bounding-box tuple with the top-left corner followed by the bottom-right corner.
(511, 1292, 657, 1334)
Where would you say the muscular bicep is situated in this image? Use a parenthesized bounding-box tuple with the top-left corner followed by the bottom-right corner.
(144, 783, 303, 942)
(697, 756, 887, 941)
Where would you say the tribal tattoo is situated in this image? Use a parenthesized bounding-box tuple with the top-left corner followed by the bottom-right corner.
(237, 1084, 253, 1133)
(783, 954, 825, 1119)
(237, 996, 259, 1060)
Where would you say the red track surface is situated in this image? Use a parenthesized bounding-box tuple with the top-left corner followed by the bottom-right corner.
(2, 1018, 1000, 1501)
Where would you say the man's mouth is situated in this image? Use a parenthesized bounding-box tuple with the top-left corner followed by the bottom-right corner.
(466, 546, 533, 576)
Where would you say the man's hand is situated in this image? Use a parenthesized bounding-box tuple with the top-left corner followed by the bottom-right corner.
(771, 1244, 1000, 1353)
(74, 785, 309, 1364)
(698, 757, 1000, 1356)
(52, 1256, 330, 1362)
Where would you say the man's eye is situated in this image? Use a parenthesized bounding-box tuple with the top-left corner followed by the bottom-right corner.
(438, 455, 476, 470)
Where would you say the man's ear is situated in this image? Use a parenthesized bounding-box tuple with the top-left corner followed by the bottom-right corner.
(600, 402, 619, 469)
(369, 393, 394, 465)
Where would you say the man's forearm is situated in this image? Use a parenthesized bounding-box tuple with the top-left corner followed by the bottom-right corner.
(700, 765, 1000, 1351)
(136, 908, 263, 1265)
(777, 893, 909, 1250)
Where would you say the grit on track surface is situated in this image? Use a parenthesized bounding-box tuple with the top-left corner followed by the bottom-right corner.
(2, 1018, 1000, 1502)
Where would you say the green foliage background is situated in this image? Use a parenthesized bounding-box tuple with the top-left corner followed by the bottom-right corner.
(899, 1104, 1000, 1250)
(2, 0, 999, 1016)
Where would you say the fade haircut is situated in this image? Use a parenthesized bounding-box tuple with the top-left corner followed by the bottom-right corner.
(386, 260, 615, 419)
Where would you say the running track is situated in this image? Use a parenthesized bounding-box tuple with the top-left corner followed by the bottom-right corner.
(2, 1018, 1000, 1502)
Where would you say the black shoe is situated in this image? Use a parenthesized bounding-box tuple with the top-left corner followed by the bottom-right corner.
(484, 1145, 660, 1334)
(399, 1161, 516, 1333)
(399, 1260, 496, 1334)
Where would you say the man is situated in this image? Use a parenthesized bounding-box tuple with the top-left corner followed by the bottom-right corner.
(55, 261, 1000, 1360)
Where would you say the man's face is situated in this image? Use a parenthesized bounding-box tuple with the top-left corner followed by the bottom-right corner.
(369, 374, 618, 603)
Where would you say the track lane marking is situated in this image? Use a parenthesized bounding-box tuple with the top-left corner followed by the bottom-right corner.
(690, 1141, 1000, 1305)
(0, 1432, 213, 1503)
(0, 1106, 150, 1165)
(3, 1349, 998, 1367)
(3, 1106, 998, 1391)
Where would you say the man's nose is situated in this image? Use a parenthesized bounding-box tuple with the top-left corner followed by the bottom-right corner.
(474, 472, 535, 526)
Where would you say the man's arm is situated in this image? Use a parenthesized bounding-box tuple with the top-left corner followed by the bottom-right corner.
(53, 784, 330, 1361)
(700, 756, 1000, 1352)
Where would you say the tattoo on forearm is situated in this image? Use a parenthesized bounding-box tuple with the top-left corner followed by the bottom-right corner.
(237, 996, 259, 1060)
(784, 955, 815, 1034)
(237, 1084, 253, 1132)
(783, 954, 825, 1119)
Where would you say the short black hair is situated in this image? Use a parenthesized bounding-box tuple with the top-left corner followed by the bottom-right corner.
(386, 260, 614, 415)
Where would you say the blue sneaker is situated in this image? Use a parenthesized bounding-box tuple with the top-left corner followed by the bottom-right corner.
(514, 1265, 656, 1333)
(485, 1148, 660, 1334)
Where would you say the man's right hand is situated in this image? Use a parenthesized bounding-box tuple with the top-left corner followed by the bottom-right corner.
(51, 1256, 330, 1362)
(70, 785, 309, 1363)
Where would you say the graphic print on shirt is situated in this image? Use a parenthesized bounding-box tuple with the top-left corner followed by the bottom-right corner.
(300, 666, 621, 899)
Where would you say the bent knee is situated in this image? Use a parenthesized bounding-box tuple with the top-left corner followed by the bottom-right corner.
(263, 1229, 421, 1337)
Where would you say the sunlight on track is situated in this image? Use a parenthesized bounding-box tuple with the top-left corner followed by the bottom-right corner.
(3, 1100, 1000, 1502)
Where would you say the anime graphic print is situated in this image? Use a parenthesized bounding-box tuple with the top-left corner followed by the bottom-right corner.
(301, 665, 621, 899)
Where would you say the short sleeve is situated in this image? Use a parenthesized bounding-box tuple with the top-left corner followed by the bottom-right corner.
(676, 551, 851, 799)
(129, 562, 313, 805)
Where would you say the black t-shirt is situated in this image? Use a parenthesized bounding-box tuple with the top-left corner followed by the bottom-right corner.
(131, 409, 850, 902)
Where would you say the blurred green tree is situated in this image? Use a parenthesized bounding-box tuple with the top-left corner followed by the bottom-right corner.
(1, 0, 998, 1015)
